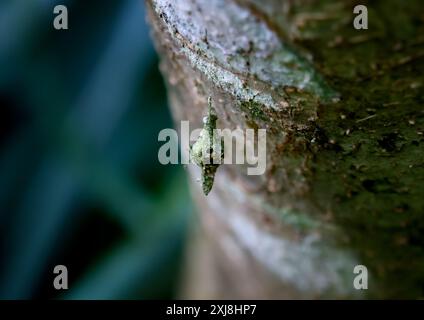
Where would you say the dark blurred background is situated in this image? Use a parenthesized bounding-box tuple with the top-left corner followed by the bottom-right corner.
(0, 0, 192, 299)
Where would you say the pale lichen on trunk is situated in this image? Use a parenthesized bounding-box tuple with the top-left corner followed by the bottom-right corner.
(147, 0, 424, 298)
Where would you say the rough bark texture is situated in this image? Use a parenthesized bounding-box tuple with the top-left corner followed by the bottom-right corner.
(146, 0, 424, 298)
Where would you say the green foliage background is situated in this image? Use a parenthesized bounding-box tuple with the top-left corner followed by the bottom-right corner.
(0, 0, 191, 299)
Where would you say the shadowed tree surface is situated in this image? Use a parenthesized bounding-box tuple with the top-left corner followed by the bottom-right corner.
(147, 0, 424, 298)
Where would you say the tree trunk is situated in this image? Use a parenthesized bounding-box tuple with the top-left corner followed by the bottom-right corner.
(146, 0, 424, 299)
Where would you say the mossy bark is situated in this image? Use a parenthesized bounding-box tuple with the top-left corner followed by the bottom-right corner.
(147, 0, 424, 298)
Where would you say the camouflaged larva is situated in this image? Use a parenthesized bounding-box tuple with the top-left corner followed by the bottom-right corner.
(190, 97, 223, 195)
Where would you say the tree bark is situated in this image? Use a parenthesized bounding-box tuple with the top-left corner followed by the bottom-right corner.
(146, 0, 424, 298)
